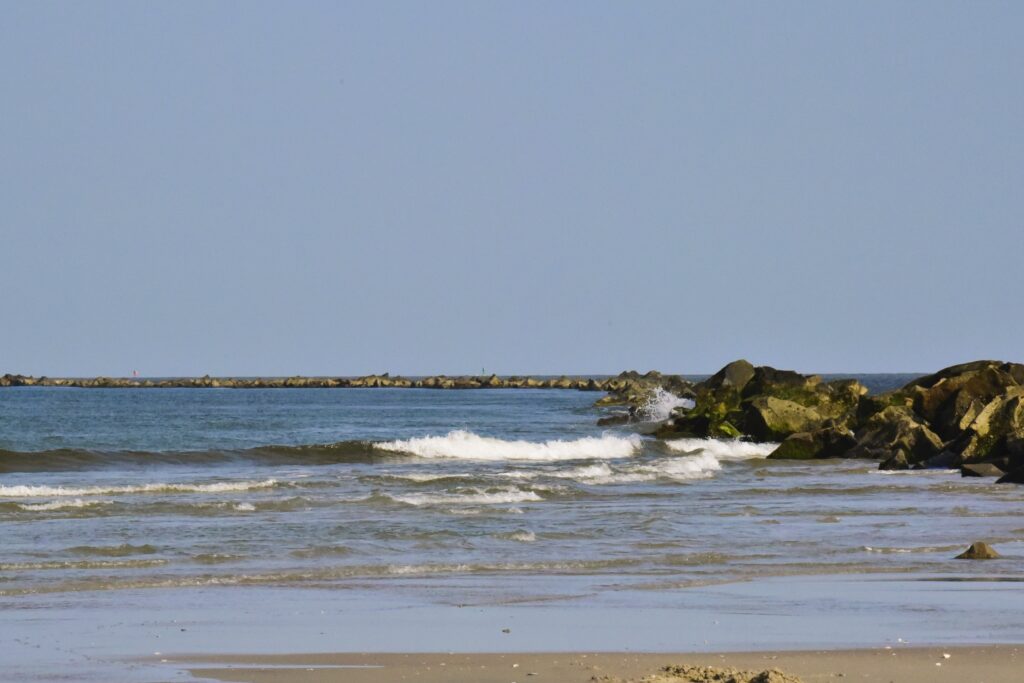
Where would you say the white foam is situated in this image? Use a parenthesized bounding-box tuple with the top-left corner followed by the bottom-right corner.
(666, 438, 778, 460)
(638, 388, 696, 422)
(499, 463, 615, 481)
(863, 545, 959, 554)
(870, 469, 959, 475)
(386, 563, 473, 575)
(639, 452, 723, 480)
(0, 479, 278, 498)
(387, 487, 543, 506)
(17, 499, 110, 511)
(387, 472, 474, 482)
(518, 457, 721, 485)
(555, 463, 618, 480)
(376, 430, 642, 461)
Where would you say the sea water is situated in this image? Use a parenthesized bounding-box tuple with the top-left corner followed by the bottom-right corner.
(1, 381, 1022, 681)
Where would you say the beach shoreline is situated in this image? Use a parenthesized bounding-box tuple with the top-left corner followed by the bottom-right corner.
(5, 571, 1024, 682)
(170, 645, 1023, 682)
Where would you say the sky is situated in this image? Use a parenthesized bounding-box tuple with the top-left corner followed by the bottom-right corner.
(1, 1, 1022, 376)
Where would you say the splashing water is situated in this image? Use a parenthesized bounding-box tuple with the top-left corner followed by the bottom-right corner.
(638, 387, 696, 422)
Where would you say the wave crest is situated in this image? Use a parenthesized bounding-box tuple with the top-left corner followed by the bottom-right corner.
(375, 430, 642, 461)
(384, 487, 543, 506)
(0, 479, 278, 498)
(666, 438, 777, 460)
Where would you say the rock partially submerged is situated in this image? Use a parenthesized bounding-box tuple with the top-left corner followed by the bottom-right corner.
(960, 462, 1006, 478)
(767, 427, 857, 460)
(996, 467, 1024, 484)
(955, 542, 1001, 560)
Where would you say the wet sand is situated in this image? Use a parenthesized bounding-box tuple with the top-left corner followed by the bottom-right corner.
(178, 646, 1022, 682)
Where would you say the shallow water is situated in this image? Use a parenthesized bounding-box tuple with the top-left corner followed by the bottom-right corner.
(1, 384, 1022, 680)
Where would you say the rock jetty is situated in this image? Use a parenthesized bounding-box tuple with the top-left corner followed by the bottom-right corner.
(645, 359, 1024, 479)
(0, 372, 608, 391)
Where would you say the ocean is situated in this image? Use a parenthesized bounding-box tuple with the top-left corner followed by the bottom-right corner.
(2, 380, 1023, 681)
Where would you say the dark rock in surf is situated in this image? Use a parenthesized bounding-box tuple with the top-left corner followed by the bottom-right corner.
(914, 450, 960, 469)
(961, 462, 1006, 478)
(768, 427, 857, 460)
(597, 413, 632, 427)
(845, 406, 944, 466)
(996, 467, 1024, 484)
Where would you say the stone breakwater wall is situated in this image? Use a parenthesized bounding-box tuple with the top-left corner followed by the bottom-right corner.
(0, 372, 628, 391)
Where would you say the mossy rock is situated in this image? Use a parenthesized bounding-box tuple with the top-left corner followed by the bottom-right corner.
(743, 397, 825, 441)
(847, 406, 944, 467)
(768, 427, 857, 460)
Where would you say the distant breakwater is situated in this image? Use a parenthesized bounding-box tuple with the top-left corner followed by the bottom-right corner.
(0, 372, 627, 391)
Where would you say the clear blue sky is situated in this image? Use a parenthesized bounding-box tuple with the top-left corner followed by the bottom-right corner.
(2, 2, 1021, 376)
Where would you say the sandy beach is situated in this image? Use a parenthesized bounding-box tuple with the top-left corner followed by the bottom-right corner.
(174, 646, 1022, 682)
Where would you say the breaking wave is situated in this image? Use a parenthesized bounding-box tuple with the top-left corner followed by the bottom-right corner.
(375, 430, 642, 461)
(384, 487, 544, 506)
(0, 479, 279, 498)
(665, 438, 778, 460)
(16, 498, 111, 511)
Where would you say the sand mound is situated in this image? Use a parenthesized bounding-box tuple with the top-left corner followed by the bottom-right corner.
(596, 664, 803, 683)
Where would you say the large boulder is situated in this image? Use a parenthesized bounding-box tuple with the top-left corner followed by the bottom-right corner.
(901, 361, 1024, 440)
(743, 397, 825, 442)
(703, 359, 755, 393)
(846, 406, 944, 467)
(768, 426, 858, 460)
(949, 388, 1024, 463)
